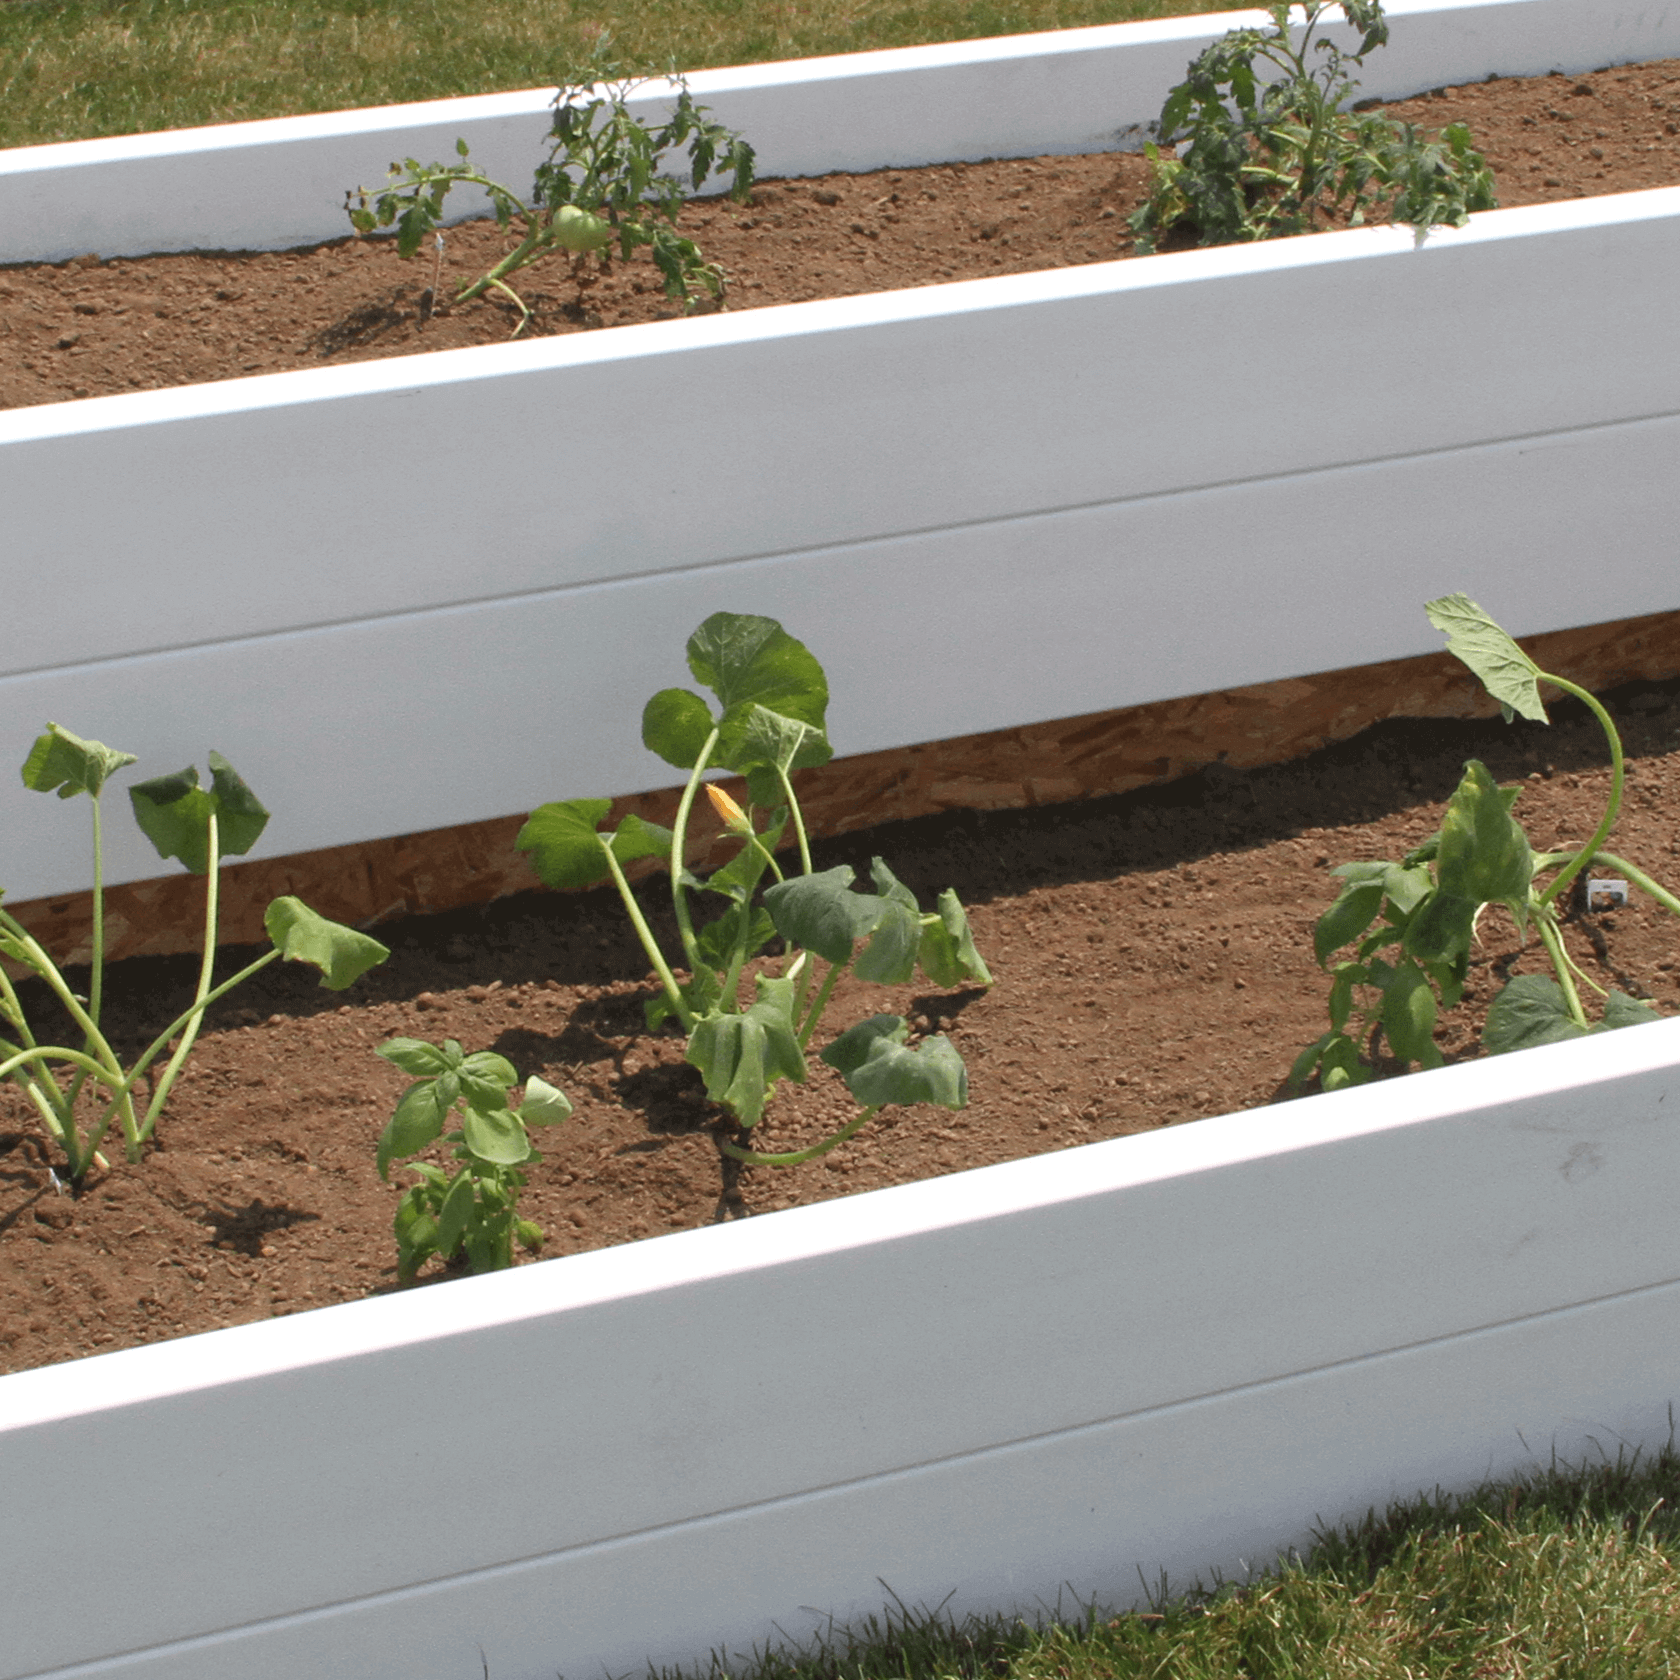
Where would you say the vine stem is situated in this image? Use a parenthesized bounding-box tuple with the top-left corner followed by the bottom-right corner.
(600, 843, 692, 1030)
(719, 1106, 880, 1166)
(138, 812, 221, 1148)
(1535, 914, 1590, 1030)
(1535, 673, 1624, 911)
(668, 729, 721, 977)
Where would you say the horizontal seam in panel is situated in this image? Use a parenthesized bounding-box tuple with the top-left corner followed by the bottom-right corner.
(5, 401, 1679, 686)
(28, 1266, 1680, 1679)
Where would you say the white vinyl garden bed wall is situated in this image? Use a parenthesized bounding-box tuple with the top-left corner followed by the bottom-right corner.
(5, 1021, 1680, 1680)
(5, 0, 1680, 902)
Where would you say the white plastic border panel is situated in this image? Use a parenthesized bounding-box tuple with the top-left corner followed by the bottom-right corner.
(1, 0, 1677, 262)
(4, 1020, 1680, 1679)
(6, 181, 1680, 900)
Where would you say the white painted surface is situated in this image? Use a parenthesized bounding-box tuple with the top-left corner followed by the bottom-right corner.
(2, 0, 1677, 263)
(5, 187, 1680, 900)
(5, 1019, 1680, 1679)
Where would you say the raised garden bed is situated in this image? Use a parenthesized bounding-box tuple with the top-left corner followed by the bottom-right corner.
(7, 6, 1680, 1677)
(6, 0, 1680, 911)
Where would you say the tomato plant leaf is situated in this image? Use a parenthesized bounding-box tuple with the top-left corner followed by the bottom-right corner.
(263, 896, 391, 990)
(1426, 594, 1549, 723)
(820, 1014, 968, 1110)
(685, 974, 806, 1126)
(21, 723, 136, 800)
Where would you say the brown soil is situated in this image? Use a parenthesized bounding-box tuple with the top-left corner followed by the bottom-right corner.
(4, 682, 1679, 1374)
(4, 60, 1680, 408)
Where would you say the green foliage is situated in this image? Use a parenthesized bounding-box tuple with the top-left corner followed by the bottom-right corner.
(2, 726, 388, 1186)
(1131, 0, 1495, 253)
(517, 612, 990, 1165)
(345, 41, 754, 334)
(376, 1035, 572, 1282)
(1292, 597, 1680, 1092)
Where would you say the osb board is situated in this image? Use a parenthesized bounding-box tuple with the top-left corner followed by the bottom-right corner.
(12, 608, 1680, 968)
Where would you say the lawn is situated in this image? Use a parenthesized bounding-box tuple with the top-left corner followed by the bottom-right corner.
(0, 0, 1228, 147)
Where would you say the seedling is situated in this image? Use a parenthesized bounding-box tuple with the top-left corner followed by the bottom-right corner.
(346, 43, 754, 335)
(1292, 597, 1680, 1091)
(1131, 0, 1495, 253)
(375, 1036, 572, 1282)
(0, 724, 390, 1186)
(516, 613, 991, 1164)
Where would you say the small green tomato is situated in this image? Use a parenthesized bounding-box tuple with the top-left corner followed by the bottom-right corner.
(553, 205, 612, 253)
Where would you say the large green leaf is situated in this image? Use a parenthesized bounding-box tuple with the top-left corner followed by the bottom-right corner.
(917, 890, 993, 988)
(377, 1078, 454, 1178)
(685, 973, 807, 1126)
(686, 613, 828, 732)
(207, 753, 271, 858)
(1482, 973, 1590, 1055)
(263, 896, 391, 990)
(434, 1171, 476, 1254)
(1380, 959, 1441, 1068)
(1484, 974, 1663, 1056)
(458, 1050, 518, 1108)
(764, 865, 884, 964)
(460, 1103, 531, 1166)
(723, 701, 833, 781)
(643, 615, 830, 774)
(1401, 889, 1475, 966)
(853, 859, 923, 984)
(642, 687, 718, 770)
(1433, 760, 1534, 924)
(1602, 990, 1664, 1031)
(1425, 594, 1548, 723)
(127, 755, 271, 873)
(378, 1037, 454, 1077)
(820, 1014, 968, 1110)
(516, 800, 671, 890)
(20, 723, 136, 800)
(518, 1075, 574, 1127)
(695, 902, 777, 974)
(1314, 877, 1385, 966)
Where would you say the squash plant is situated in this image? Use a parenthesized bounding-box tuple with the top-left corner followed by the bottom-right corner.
(1292, 597, 1680, 1091)
(1, 724, 389, 1187)
(516, 613, 991, 1164)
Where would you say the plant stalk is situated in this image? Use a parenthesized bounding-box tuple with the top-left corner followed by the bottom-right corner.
(1535, 673, 1624, 910)
(719, 1105, 880, 1166)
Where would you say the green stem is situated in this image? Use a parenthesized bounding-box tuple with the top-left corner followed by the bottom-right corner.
(87, 791, 106, 1031)
(1589, 852, 1680, 921)
(137, 813, 220, 1148)
(1535, 914, 1590, 1030)
(777, 765, 813, 876)
(669, 730, 721, 977)
(718, 1106, 880, 1166)
(1535, 674, 1624, 911)
(600, 842, 692, 1030)
(798, 960, 845, 1051)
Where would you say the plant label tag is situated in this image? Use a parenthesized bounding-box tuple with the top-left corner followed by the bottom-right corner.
(1586, 878, 1630, 910)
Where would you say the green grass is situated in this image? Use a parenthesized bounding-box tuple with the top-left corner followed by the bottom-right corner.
(0, 0, 1231, 148)
(674, 1444, 1680, 1680)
